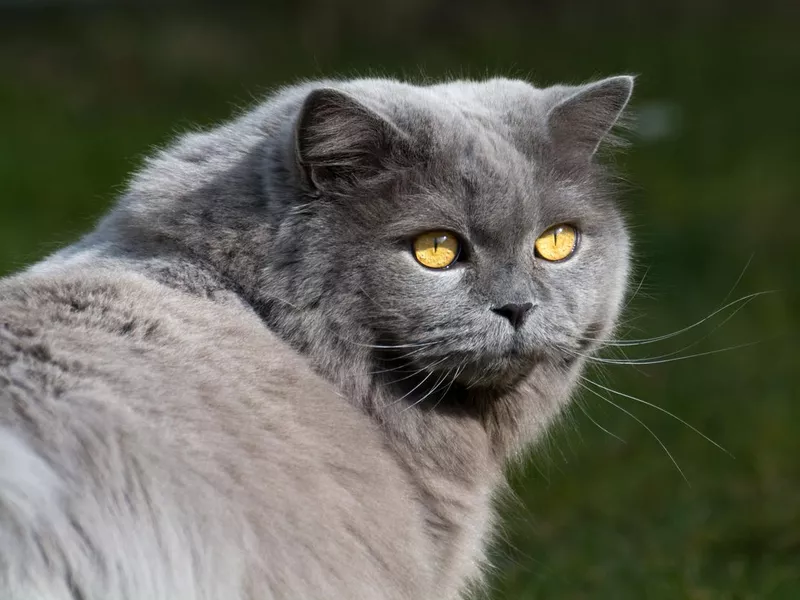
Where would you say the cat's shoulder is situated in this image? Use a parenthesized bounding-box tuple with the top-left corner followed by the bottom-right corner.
(0, 264, 292, 393)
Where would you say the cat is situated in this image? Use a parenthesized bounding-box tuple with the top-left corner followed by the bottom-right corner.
(0, 74, 634, 599)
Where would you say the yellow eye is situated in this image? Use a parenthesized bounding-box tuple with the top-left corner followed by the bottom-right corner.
(535, 224, 579, 262)
(413, 231, 461, 269)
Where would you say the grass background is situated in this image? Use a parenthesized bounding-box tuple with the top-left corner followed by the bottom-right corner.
(1, 1, 797, 598)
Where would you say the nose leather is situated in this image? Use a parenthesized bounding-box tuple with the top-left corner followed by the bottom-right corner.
(491, 302, 534, 331)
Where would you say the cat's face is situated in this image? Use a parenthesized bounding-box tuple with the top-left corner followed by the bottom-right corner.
(363, 167, 628, 389)
(279, 77, 632, 395)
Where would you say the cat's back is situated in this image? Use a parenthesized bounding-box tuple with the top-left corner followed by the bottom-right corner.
(0, 265, 431, 600)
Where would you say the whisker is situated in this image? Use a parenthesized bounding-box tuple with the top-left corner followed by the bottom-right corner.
(384, 355, 450, 387)
(622, 265, 651, 311)
(429, 359, 470, 413)
(400, 367, 452, 414)
(581, 377, 731, 456)
(427, 367, 455, 413)
(593, 291, 772, 347)
(612, 345, 650, 377)
(609, 255, 753, 349)
(577, 381, 689, 483)
(367, 346, 437, 374)
(628, 290, 763, 362)
(466, 368, 490, 389)
(351, 340, 441, 350)
(586, 292, 758, 367)
(382, 367, 439, 411)
(563, 339, 763, 367)
(573, 398, 626, 444)
(719, 253, 754, 307)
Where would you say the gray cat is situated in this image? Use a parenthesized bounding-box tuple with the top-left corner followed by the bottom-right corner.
(0, 74, 634, 599)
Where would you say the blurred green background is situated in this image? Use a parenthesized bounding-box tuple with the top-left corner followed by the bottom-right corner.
(1, 1, 797, 598)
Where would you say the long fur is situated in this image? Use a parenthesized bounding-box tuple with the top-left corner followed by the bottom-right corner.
(0, 75, 634, 599)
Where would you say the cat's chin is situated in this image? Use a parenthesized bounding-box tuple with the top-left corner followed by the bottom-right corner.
(444, 352, 544, 391)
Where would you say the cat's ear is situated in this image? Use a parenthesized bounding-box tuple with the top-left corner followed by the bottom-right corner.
(294, 88, 408, 192)
(545, 75, 634, 160)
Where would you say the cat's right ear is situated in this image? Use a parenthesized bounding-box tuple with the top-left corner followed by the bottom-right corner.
(545, 75, 635, 161)
(294, 88, 408, 193)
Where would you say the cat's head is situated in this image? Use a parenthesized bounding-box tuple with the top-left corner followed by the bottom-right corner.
(266, 76, 633, 420)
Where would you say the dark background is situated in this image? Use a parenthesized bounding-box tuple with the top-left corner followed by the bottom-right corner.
(1, 1, 798, 598)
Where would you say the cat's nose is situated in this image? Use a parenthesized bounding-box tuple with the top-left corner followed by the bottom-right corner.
(491, 302, 534, 331)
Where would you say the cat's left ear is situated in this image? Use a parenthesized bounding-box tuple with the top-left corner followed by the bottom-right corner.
(546, 75, 635, 160)
(294, 88, 410, 193)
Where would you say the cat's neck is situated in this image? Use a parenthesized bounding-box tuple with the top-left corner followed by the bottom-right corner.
(336, 344, 502, 590)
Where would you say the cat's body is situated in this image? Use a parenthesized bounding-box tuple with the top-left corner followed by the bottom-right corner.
(0, 76, 634, 599)
(0, 268, 451, 600)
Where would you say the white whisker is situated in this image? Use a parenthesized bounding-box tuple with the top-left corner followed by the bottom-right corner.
(594, 291, 772, 348)
(622, 265, 650, 311)
(384, 355, 450, 387)
(573, 398, 626, 444)
(580, 377, 731, 456)
(578, 380, 689, 483)
(429, 360, 468, 412)
(719, 253, 754, 307)
(400, 367, 452, 414)
(367, 346, 438, 374)
(382, 367, 440, 411)
(563, 339, 763, 367)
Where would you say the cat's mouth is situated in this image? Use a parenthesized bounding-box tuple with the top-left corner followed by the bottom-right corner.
(458, 346, 550, 386)
(410, 342, 552, 391)
(372, 326, 580, 393)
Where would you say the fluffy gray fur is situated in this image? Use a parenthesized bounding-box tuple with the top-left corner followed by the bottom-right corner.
(0, 74, 634, 599)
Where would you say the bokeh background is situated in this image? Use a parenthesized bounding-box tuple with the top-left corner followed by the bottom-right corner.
(1, 0, 797, 598)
